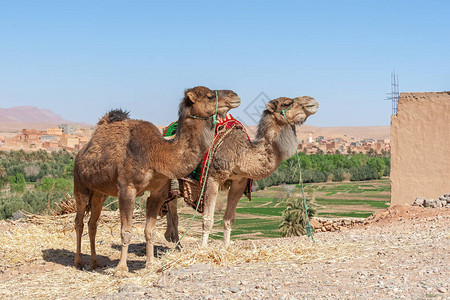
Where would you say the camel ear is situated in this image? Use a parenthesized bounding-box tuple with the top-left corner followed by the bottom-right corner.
(266, 100, 279, 113)
(185, 91, 197, 104)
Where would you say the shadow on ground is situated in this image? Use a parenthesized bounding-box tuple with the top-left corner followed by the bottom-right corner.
(42, 243, 177, 273)
(111, 242, 174, 258)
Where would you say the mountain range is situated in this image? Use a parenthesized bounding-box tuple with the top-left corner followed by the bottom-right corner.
(0, 106, 390, 140)
(0, 106, 69, 124)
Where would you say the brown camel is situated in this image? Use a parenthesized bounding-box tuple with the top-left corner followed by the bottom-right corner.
(166, 96, 318, 246)
(73, 86, 241, 276)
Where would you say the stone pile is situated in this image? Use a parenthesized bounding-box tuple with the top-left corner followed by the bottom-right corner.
(413, 193, 450, 208)
(310, 217, 365, 232)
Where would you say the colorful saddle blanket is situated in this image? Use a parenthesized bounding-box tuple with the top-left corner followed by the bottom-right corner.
(162, 114, 253, 213)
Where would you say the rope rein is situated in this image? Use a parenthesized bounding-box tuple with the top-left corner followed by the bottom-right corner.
(161, 96, 314, 271)
(188, 90, 219, 125)
(277, 99, 315, 242)
(160, 91, 219, 272)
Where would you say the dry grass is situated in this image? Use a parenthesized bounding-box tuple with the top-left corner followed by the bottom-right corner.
(0, 210, 362, 299)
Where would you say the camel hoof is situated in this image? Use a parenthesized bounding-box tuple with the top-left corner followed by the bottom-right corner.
(114, 266, 129, 278)
(164, 232, 179, 243)
(74, 258, 84, 270)
(90, 261, 101, 270)
(146, 259, 157, 269)
(114, 270, 129, 278)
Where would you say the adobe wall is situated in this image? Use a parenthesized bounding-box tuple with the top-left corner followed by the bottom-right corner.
(390, 92, 450, 205)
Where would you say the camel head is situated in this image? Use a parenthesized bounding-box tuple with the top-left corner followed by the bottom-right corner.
(265, 96, 319, 126)
(181, 86, 241, 120)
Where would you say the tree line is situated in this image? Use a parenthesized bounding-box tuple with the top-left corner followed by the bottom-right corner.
(255, 153, 390, 190)
(0, 150, 74, 219)
(0, 150, 390, 220)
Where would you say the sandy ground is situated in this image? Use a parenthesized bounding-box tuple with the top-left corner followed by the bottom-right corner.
(0, 205, 449, 299)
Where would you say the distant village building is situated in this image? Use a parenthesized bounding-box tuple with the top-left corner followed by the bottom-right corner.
(40, 134, 57, 142)
(316, 136, 326, 143)
(326, 141, 336, 151)
(42, 141, 61, 152)
(60, 135, 79, 150)
(58, 124, 74, 135)
(46, 127, 63, 135)
(20, 129, 41, 142)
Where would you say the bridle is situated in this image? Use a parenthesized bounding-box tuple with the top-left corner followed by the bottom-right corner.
(276, 98, 297, 133)
(188, 90, 219, 125)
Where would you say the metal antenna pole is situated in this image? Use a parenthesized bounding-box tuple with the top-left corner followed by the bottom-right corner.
(385, 70, 399, 115)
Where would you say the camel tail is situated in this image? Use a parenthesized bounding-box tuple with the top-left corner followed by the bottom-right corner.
(97, 109, 130, 125)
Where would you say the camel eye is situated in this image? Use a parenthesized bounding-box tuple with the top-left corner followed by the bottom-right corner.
(207, 94, 215, 101)
(282, 100, 294, 108)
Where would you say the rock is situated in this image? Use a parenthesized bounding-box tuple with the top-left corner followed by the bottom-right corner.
(118, 284, 145, 293)
(228, 287, 240, 293)
(437, 287, 446, 293)
(424, 198, 436, 207)
(11, 211, 25, 221)
(310, 218, 321, 229)
(439, 193, 450, 203)
(413, 197, 425, 206)
(187, 263, 211, 272)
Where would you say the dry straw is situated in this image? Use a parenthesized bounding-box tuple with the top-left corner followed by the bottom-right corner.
(0, 208, 361, 298)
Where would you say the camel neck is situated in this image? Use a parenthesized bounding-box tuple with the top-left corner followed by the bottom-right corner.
(243, 114, 298, 179)
(161, 117, 215, 178)
(256, 113, 298, 157)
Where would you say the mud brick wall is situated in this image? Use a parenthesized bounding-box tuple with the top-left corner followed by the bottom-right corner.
(311, 217, 365, 232)
(390, 92, 450, 205)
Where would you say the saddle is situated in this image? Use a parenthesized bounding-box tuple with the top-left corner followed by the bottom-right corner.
(160, 114, 252, 215)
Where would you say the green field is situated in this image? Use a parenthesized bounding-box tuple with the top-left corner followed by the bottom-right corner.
(178, 179, 391, 240)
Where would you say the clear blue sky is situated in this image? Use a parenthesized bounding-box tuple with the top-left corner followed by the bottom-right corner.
(1, 0, 449, 126)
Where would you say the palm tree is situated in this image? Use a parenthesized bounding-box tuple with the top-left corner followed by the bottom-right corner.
(279, 197, 316, 237)
(0, 166, 6, 188)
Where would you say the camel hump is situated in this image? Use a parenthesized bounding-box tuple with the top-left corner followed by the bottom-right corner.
(97, 109, 130, 125)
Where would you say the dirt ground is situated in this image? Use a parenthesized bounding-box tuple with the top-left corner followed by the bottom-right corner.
(0, 205, 449, 299)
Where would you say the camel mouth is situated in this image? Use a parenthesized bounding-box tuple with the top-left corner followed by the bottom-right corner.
(220, 98, 241, 109)
(304, 101, 319, 115)
(228, 100, 241, 108)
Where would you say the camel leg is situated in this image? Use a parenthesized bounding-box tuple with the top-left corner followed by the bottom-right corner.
(201, 177, 220, 247)
(144, 184, 169, 268)
(88, 193, 106, 269)
(164, 199, 180, 246)
(115, 186, 136, 277)
(223, 178, 247, 246)
(74, 189, 89, 269)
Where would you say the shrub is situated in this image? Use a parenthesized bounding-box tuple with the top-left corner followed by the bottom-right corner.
(38, 177, 73, 193)
(279, 198, 316, 237)
(9, 173, 26, 193)
(0, 191, 49, 219)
